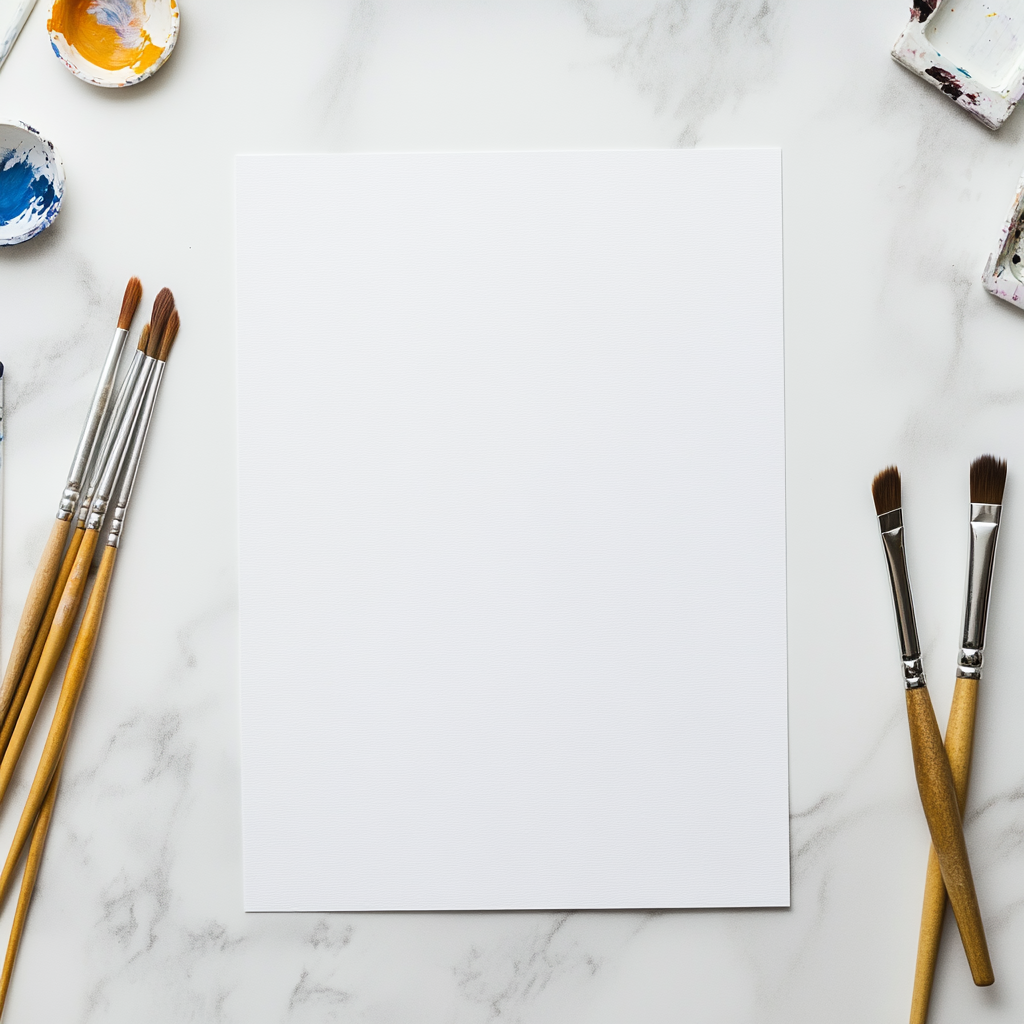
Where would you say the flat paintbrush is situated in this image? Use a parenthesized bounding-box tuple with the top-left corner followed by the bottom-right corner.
(0, 277, 142, 727)
(0, 294, 172, 813)
(909, 456, 1007, 1022)
(872, 466, 993, 986)
(0, 308, 180, 911)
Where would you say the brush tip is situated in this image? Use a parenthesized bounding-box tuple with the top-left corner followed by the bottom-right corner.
(137, 323, 151, 353)
(970, 455, 1007, 505)
(157, 309, 179, 362)
(148, 288, 174, 358)
(872, 466, 901, 516)
(117, 277, 143, 331)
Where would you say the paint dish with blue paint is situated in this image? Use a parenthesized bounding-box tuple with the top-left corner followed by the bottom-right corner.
(0, 122, 64, 247)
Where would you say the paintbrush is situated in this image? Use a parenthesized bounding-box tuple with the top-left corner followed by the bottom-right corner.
(0, 323, 152, 769)
(0, 294, 171, 813)
(909, 456, 1006, 1022)
(0, 307, 180, 911)
(0, 277, 141, 729)
(872, 466, 993, 987)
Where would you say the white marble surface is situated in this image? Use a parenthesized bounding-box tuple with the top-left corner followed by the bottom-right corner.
(0, 0, 1023, 1020)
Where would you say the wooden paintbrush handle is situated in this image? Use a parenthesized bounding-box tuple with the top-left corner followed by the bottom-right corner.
(0, 545, 117, 909)
(0, 529, 98, 815)
(0, 518, 70, 723)
(0, 749, 64, 1019)
(905, 685, 992, 986)
(910, 677, 982, 1022)
(0, 528, 85, 767)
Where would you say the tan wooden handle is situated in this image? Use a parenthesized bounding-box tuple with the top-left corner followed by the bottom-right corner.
(0, 529, 99, 816)
(0, 518, 70, 723)
(910, 677, 983, 1021)
(0, 528, 86, 767)
(0, 545, 117, 909)
(905, 685, 993, 986)
(0, 749, 64, 1018)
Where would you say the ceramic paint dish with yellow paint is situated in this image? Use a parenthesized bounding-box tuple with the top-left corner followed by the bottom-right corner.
(47, 0, 179, 88)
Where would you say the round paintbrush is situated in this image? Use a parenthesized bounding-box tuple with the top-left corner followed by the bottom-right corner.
(0, 294, 172, 816)
(0, 317, 155, 768)
(0, 305, 180, 912)
(0, 277, 141, 726)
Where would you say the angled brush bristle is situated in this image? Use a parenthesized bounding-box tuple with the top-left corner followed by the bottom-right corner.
(970, 455, 1007, 505)
(137, 323, 150, 352)
(158, 309, 179, 362)
(872, 466, 901, 515)
(117, 277, 143, 330)
(148, 288, 174, 358)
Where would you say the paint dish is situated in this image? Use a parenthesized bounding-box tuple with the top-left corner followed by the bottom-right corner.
(982, 164, 1024, 307)
(892, 0, 1024, 129)
(0, 122, 64, 247)
(47, 0, 179, 88)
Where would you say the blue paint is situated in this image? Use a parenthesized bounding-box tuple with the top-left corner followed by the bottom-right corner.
(88, 0, 138, 42)
(0, 149, 56, 228)
(957, 67, 972, 77)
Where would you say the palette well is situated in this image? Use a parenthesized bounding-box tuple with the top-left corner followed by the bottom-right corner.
(892, 0, 1024, 129)
(0, 121, 64, 247)
(47, 0, 179, 88)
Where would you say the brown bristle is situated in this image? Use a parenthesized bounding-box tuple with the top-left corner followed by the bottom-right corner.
(148, 288, 174, 358)
(872, 466, 902, 516)
(117, 277, 143, 330)
(970, 455, 1007, 505)
(158, 309, 179, 362)
(136, 323, 150, 353)
(146, 321, 162, 358)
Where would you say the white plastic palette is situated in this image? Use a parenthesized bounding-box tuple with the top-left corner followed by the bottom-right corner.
(893, 0, 1024, 129)
(982, 167, 1024, 307)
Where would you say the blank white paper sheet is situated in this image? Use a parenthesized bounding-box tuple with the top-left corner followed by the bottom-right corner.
(236, 150, 789, 911)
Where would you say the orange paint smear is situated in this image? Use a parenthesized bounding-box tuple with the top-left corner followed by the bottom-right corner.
(48, 0, 164, 74)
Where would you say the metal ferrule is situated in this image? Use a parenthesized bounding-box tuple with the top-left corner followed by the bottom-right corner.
(57, 327, 129, 520)
(957, 502, 1002, 680)
(85, 357, 155, 532)
(877, 507, 927, 689)
(107, 362, 165, 549)
(77, 349, 147, 528)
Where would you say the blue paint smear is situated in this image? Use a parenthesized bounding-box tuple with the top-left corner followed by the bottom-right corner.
(88, 0, 138, 42)
(0, 150, 56, 228)
(957, 67, 972, 77)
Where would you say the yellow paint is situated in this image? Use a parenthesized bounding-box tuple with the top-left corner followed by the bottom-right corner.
(47, 0, 165, 75)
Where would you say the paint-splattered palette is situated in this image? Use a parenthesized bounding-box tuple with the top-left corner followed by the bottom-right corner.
(0, 121, 64, 247)
(892, 0, 1024, 129)
(982, 167, 1024, 306)
(47, 0, 179, 88)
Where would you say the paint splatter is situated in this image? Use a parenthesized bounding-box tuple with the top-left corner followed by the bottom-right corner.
(48, 0, 164, 75)
(912, 0, 936, 23)
(0, 149, 56, 229)
(925, 66, 964, 99)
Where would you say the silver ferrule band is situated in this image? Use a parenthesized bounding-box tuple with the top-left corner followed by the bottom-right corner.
(78, 349, 146, 528)
(877, 508, 926, 689)
(107, 363, 164, 549)
(58, 326, 129, 520)
(85, 357, 155, 532)
(957, 502, 1002, 680)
